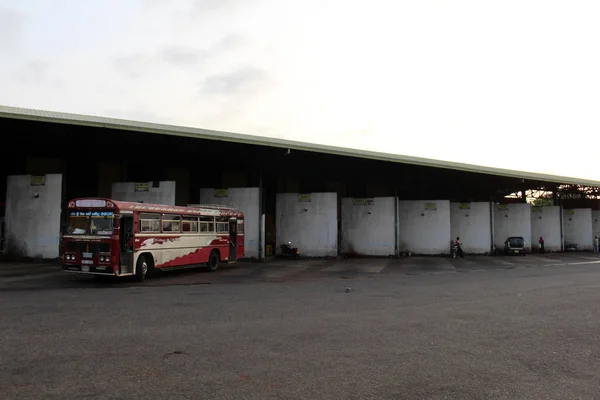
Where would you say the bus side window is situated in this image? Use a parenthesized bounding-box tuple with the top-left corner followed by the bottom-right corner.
(182, 216, 198, 233)
(215, 217, 229, 233)
(162, 215, 181, 232)
(140, 213, 160, 232)
(200, 216, 214, 232)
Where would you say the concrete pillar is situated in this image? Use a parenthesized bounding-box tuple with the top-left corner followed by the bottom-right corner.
(200, 188, 260, 259)
(276, 192, 338, 257)
(4, 174, 62, 259)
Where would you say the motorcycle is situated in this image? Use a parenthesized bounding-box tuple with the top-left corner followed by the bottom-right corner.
(450, 241, 463, 258)
(280, 242, 300, 258)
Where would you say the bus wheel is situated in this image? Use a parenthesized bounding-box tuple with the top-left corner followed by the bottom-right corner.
(207, 251, 220, 272)
(135, 255, 148, 282)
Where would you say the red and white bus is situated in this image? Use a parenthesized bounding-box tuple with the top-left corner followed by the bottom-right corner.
(62, 198, 244, 281)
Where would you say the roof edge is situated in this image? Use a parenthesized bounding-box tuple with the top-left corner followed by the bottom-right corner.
(1, 104, 598, 187)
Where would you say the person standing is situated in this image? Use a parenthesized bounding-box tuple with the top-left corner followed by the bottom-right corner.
(594, 236, 599, 253)
(539, 237, 545, 254)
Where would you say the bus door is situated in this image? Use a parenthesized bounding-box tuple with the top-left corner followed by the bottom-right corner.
(119, 215, 134, 274)
(229, 218, 237, 262)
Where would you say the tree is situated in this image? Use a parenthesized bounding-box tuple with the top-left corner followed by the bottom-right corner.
(532, 197, 554, 207)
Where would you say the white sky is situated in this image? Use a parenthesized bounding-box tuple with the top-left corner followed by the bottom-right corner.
(1, 0, 599, 180)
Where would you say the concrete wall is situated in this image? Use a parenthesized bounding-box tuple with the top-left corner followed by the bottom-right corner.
(531, 206, 562, 252)
(200, 187, 260, 259)
(276, 192, 337, 257)
(341, 197, 395, 256)
(111, 181, 176, 205)
(450, 202, 491, 254)
(493, 203, 532, 251)
(4, 174, 62, 259)
(563, 208, 593, 251)
(592, 210, 600, 241)
(398, 200, 451, 255)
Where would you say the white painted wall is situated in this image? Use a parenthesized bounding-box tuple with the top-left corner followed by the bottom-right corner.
(111, 181, 176, 205)
(276, 192, 338, 257)
(493, 203, 532, 251)
(200, 187, 260, 259)
(4, 174, 62, 259)
(341, 197, 395, 256)
(530, 206, 562, 252)
(592, 211, 600, 241)
(450, 202, 491, 254)
(397, 200, 451, 255)
(563, 208, 593, 251)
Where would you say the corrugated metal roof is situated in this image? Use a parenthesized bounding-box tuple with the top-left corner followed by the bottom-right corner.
(1, 104, 598, 186)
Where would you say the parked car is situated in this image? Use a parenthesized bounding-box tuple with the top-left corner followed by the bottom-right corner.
(504, 236, 526, 255)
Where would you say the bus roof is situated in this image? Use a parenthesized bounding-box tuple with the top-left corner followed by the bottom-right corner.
(67, 198, 244, 218)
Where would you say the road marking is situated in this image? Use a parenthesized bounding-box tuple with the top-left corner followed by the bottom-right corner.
(362, 264, 388, 273)
(557, 260, 600, 266)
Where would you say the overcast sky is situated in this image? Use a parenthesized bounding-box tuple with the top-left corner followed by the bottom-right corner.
(1, 0, 599, 180)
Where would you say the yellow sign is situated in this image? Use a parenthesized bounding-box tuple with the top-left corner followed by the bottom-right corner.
(134, 182, 149, 192)
(353, 198, 374, 206)
(564, 209, 575, 215)
(424, 202, 437, 210)
(297, 193, 312, 202)
(214, 189, 228, 197)
(531, 206, 543, 212)
(497, 204, 509, 210)
(458, 203, 470, 210)
(30, 175, 45, 186)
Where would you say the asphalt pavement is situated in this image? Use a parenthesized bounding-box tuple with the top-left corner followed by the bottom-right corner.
(2, 254, 600, 399)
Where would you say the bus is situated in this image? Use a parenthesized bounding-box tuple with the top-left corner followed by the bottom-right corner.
(62, 198, 244, 281)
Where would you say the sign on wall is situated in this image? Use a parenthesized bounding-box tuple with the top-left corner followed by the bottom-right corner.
(531, 206, 543, 213)
(497, 204, 509, 210)
(297, 193, 312, 202)
(564, 209, 575, 215)
(134, 182, 150, 192)
(458, 203, 471, 210)
(353, 198, 374, 206)
(30, 175, 45, 186)
(424, 202, 437, 210)
(214, 189, 228, 197)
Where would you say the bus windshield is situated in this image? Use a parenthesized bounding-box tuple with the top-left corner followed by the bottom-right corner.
(68, 210, 115, 235)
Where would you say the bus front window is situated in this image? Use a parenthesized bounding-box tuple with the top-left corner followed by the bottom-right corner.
(68, 216, 88, 234)
(90, 217, 113, 235)
(67, 211, 114, 235)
